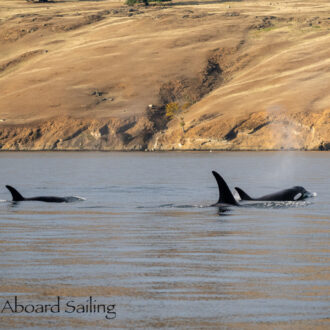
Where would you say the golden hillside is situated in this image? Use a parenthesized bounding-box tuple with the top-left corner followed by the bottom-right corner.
(0, 0, 329, 150)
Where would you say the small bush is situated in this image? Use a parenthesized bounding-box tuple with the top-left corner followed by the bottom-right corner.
(126, 0, 171, 6)
(165, 102, 180, 119)
(126, 0, 148, 6)
(165, 102, 188, 133)
(26, 0, 49, 2)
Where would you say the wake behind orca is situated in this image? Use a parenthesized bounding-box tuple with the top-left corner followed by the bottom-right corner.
(212, 171, 313, 207)
(5, 185, 84, 203)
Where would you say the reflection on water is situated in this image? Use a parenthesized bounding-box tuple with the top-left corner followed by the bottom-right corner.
(0, 152, 329, 328)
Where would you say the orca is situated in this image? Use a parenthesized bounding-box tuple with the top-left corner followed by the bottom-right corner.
(235, 186, 312, 202)
(212, 171, 239, 206)
(5, 185, 81, 203)
(212, 171, 312, 207)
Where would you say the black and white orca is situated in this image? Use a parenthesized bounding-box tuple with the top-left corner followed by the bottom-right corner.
(212, 171, 312, 206)
(234, 186, 312, 202)
(5, 185, 83, 203)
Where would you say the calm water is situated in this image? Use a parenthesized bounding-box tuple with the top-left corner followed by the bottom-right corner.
(0, 152, 329, 329)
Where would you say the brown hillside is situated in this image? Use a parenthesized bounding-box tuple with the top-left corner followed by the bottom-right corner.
(0, 0, 329, 150)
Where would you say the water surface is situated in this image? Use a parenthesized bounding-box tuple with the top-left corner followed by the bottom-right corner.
(0, 152, 329, 328)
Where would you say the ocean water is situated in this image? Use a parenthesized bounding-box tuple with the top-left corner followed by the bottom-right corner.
(0, 152, 329, 329)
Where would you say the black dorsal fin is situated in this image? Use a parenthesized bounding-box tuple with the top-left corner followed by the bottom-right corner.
(5, 185, 25, 201)
(235, 187, 253, 201)
(212, 171, 238, 205)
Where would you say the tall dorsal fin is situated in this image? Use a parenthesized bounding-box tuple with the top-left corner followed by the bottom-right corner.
(235, 187, 253, 201)
(5, 185, 24, 201)
(212, 171, 238, 205)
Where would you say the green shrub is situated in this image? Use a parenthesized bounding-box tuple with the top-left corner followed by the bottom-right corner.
(165, 102, 189, 133)
(126, 0, 148, 5)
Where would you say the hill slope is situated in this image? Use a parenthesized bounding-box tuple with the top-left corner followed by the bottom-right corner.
(0, 0, 329, 150)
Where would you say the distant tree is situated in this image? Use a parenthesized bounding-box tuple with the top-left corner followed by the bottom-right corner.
(26, 0, 49, 3)
(126, 0, 171, 6)
(165, 102, 189, 134)
(126, 0, 148, 5)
